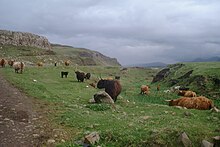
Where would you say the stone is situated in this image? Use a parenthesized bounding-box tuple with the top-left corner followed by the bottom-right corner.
(47, 139, 56, 144)
(0, 30, 51, 50)
(178, 132, 192, 147)
(213, 136, 220, 147)
(84, 132, 100, 145)
(201, 140, 213, 147)
(93, 91, 114, 104)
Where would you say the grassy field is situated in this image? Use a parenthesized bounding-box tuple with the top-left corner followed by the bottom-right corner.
(1, 64, 220, 146)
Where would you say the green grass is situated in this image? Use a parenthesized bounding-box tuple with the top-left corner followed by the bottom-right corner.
(1, 64, 220, 146)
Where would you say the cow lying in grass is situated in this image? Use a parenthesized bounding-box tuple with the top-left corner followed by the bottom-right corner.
(178, 90, 197, 97)
(165, 96, 214, 110)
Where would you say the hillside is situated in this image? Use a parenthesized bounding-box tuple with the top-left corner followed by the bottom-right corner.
(0, 29, 121, 66)
(51, 44, 121, 66)
(152, 62, 220, 99)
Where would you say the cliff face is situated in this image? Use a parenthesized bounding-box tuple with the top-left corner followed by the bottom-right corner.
(0, 30, 51, 50)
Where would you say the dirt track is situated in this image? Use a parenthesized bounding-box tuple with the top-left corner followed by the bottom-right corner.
(0, 71, 52, 147)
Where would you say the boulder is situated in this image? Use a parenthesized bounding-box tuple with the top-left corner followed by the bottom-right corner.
(178, 132, 192, 147)
(84, 132, 100, 145)
(201, 140, 213, 147)
(93, 91, 114, 104)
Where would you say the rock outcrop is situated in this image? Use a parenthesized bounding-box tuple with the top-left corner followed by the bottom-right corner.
(0, 30, 51, 50)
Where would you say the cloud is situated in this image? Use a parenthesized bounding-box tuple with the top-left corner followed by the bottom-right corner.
(1, 0, 220, 65)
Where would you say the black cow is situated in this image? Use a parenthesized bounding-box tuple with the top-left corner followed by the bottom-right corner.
(61, 71, 68, 78)
(85, 73, 91, 80)
(97, 79, 122, 102)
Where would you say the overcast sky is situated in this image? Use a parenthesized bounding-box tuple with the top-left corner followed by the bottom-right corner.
(1, 0, 220, 65)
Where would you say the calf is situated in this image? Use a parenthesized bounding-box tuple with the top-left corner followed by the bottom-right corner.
(140, 85, 150, 95)
(61, 71, 68, 78)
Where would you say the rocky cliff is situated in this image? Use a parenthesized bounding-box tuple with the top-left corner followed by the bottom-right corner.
(0, 30, 51, 50)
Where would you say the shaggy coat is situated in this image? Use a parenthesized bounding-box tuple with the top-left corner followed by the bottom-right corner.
(61, 71, 68, 78)
(166, 96, 214, 110)
(37, 62, 43, 67)
(8, 59, 14, 67)
(97, 79, 122, 102)
(64, 60, 70, 66)
(140, 85, 150, 95)
(115, 76, 120, 80)
(178, 90, 196, 97)
(13, 62, 25, 74)
(85, 73, 91, 80)
(0, 59, 6, 67)
(75, 71, 85, 82)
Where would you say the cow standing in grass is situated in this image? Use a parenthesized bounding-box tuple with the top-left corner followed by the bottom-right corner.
(75, 71, 85, 82)
(13, 62, 25, 74)
(97, 79, 122, 102)
(85, 73, 91, 80)
(0, 59, 6, 67)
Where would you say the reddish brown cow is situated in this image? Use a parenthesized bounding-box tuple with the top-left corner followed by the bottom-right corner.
(8, 59, 14, 67)
(140, 85, 150, 95)
(166, 96, 214, 110)
(64, 60, 70, 66)
(0, 59, 6, 67)
(178, 90, 196, 97)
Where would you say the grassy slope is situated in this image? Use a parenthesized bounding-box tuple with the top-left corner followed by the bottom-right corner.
(1, 65, 220, 146)
(0, 45, 120, 66)
(157, 62, 220, 106)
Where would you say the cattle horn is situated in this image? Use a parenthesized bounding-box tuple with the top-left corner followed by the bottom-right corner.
(165, 100, 172, 102)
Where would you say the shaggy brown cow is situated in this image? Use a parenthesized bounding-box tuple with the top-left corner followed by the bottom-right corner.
(64, 60, 70, 66)
(37, 62, 43, 67)
(0, 59, 6, 67)
(75, 71, 85, 82)
(13, 62, 25, 74)
(157, 85, 160, 91)
(140, 85, 150, 95)
(166, 96, 214, 110)
(8, 59, 14, 67)
(97, 79, 122, 102)
(178, 90, 196, 97)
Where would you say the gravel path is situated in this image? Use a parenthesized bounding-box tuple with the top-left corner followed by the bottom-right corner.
(0, 72, 51, 147)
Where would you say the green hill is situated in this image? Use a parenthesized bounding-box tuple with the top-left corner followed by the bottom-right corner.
(0, 44, 121, 66)
(152, 62, 220, 100)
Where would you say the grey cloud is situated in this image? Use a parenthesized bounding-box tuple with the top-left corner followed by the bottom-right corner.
(1, 0, 220, 65)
